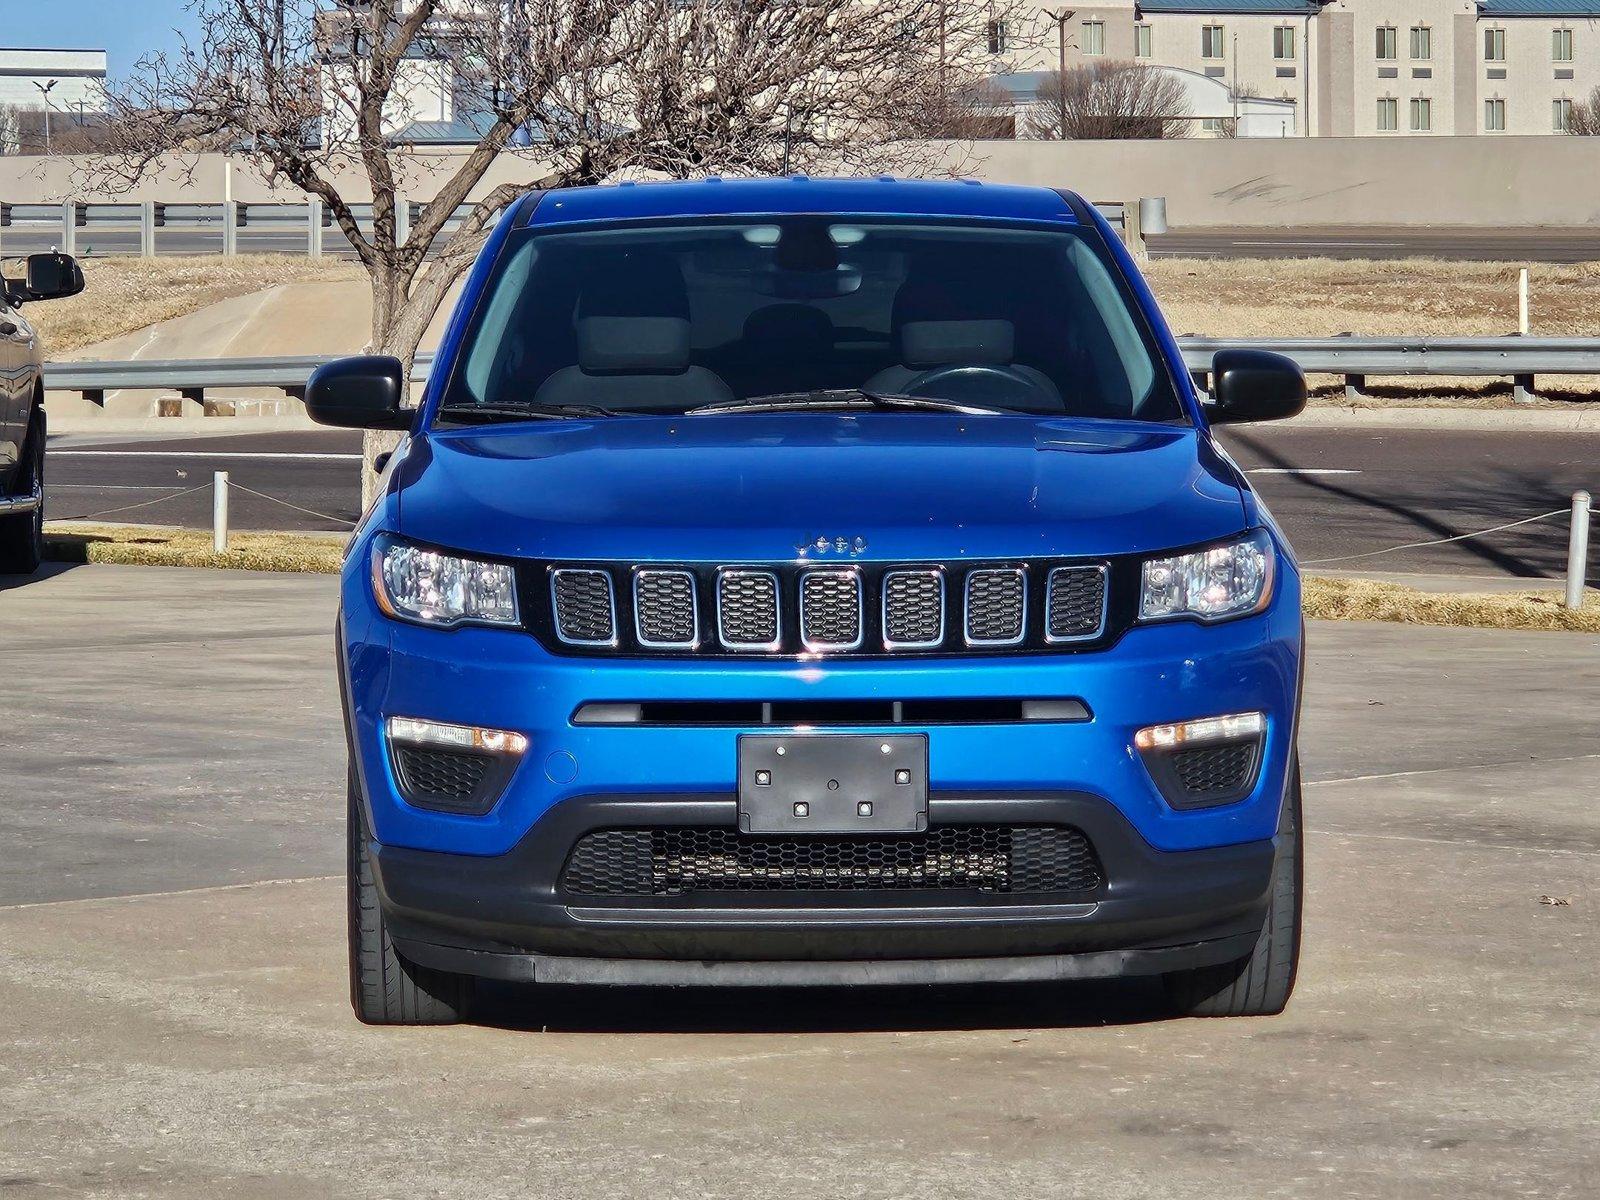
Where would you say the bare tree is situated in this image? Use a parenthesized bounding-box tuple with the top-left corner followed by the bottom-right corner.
(91, 0, 1021, 493)
(1024, 61, 1190, 140)
(1566, 86, 1600, 135)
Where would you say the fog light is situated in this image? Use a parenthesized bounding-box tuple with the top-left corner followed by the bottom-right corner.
(386, 716, 529, 755)
(1134, 711, 1264, 751)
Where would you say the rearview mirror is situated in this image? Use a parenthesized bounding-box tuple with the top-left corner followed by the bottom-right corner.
(305, 355, 411, 430)
(1208, 349, 1306, 424)
(23, 252, 85, 302)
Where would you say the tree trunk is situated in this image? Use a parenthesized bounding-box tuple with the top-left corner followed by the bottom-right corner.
(360, 271, 414, 511)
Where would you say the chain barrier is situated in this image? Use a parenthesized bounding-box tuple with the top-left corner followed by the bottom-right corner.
(1300, 507, 1572, 567)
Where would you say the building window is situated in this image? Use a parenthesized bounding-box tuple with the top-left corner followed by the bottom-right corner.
(1410, 96, 1432, 130)
(1135, 24, 1153, 58)
(1376, 26, 1397, 60)
(1410, 26, 1431, 60)
(987, 19, 1007, 54)
(1202, 25, 1225, 59)
(1485, 97, 1506, 130)
(1485, 28, 1505, 62)
(1554, 97, 1573, 130)
(1274, 27, 1296, 59)
(1377, 97, 1398, 130)
(1554, 28, 1573, 62)
(1201, 117, 1227, 134)
(1082, 20, 1106, 56)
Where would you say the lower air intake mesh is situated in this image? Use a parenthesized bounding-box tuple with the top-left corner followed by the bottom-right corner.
(561, 825, 1103, 896)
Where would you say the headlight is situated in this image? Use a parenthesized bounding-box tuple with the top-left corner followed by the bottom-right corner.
(1139, 530, 1274, 623)
(371, 537, 519, 628)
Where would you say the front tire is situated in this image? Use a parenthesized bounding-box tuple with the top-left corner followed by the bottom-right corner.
(0, 412, 44, 576)
(347, 764, 475, 1025)
(1162, 756, 1303, 1018)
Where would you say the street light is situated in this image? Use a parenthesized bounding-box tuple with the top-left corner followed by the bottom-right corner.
(1046, 9, 1076, 138)
(33, 79, 57, 156)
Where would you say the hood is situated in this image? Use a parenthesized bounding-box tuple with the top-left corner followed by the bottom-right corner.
(391, 413, 1247, 563)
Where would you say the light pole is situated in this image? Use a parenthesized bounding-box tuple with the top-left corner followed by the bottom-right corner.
(1046, 9, 1076, 138)
(33, 79, 57, 156)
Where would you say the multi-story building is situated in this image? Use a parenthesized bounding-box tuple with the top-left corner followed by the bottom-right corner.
(0, 48, 107, 114)
(998, 0, 1600, 134)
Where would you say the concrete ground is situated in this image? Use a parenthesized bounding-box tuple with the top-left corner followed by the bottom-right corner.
(1, 565, 1596, 1199)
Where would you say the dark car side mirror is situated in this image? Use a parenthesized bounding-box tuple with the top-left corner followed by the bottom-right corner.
(1208, 349, 1306, 424)
(20, 252, 85, 302)
(305, 355, 411, 430)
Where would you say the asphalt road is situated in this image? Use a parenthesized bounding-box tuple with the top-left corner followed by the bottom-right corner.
(1150, 225, 1600, 262)
(46, 423, 1599, 578)
(1, 565, 1596, 1197)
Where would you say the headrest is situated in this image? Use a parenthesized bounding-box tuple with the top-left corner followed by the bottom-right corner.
(577, 316, 691, 374)
(900, 320, 1015, 369)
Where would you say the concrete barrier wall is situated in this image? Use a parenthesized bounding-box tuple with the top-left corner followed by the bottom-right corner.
(2, 136, 1597, 229)
(960, 137, 1600, 229)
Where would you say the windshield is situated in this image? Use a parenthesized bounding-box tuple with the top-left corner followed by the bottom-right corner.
(440, 217, 1183, 424)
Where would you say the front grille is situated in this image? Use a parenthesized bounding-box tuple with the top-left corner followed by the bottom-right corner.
(561, 825, 1103, 896)
(883, 570, 943, 647)
(529, 557, 1122, 657)
(551, 569, 615, 645)
(393, 746, 489, 802)
(800, 570, 863, 649)
(965, 569, 1026, 645)
(1046, 566, 1107, 641)
(1172, 742, 1257, 797)
(634, 569, 697, 647)
(717, 570, 781, 649)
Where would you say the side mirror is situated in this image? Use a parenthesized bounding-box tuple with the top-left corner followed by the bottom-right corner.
(305, 355, 411, 430)
(23, 252, 85, 302)
(1208, 349, 1306, 424)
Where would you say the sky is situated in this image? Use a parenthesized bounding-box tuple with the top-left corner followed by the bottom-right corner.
(4, 0, 204, 76)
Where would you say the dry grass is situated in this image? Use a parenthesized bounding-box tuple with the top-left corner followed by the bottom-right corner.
(1145, 257, 1600, 339)
(1144, 257, 1600, 406)
(45, 523, 346, 574)
(1303, 575, 1600, 633)
(24, 255, 364, 357)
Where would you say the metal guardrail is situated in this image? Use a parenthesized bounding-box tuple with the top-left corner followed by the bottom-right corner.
(1178, 336, 1600, 402)
(44, 337, 1600, 408)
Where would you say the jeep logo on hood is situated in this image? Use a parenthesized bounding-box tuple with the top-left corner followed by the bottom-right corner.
(798, 534, 869, 557)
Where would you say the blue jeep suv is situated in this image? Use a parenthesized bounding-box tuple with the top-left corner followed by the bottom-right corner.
(309, 178, 1307, 1025)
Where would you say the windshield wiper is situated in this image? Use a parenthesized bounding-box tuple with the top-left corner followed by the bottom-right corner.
(437, 401, 623, 424)
(686, 389, 1006, 417)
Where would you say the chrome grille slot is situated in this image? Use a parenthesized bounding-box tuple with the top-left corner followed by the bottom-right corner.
(800, 569, 863, 650)
(882, 570, 943, 649)
(550, 568, 616, 645)
(634, 569, 698, 648)
(1046, 565, 1108, 642)
(964, 568, 1027, 646)
(717, 570, 781, 650)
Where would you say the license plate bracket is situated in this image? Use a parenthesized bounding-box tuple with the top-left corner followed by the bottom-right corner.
(737, 733, 928, 834)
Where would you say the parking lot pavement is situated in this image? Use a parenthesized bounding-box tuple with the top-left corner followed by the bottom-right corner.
(1, 566, 1596, 1199)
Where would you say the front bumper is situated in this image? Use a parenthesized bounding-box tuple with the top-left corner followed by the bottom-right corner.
(370, 789, 1278, 985)
(340, 545, 1301, 982)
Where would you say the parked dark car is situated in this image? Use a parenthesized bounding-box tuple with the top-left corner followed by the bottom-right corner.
(0, 251, 85, 574)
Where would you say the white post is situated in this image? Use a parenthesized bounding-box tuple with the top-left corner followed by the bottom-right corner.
(1518, 267, 1529, 336)
(307, 196, 323, 258)
(60, 200, 76, 255)
(394, 193, 410, 248)
(213, 471, 230, 554)
(1567, 490, 1591, 611)
(221, 160, 237, 257)
(139, 200, 156, 257)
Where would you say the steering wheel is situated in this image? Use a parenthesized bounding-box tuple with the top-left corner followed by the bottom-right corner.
(897, 363, 1060, 411)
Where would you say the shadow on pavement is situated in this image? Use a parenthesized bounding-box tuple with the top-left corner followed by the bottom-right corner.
(470, 976, 1175, 1034)
(0, 560, 82, 592)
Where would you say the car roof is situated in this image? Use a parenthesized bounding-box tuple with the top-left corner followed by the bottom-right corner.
(520, 177, 1082, 227)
